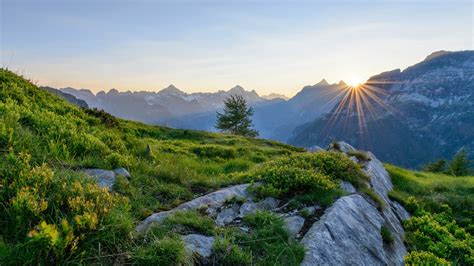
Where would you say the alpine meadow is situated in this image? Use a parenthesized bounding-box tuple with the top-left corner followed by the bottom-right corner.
(1, 0, 473, 265)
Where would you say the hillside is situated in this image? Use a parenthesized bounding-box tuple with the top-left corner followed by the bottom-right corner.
(289, 50, 474, 168)
(0, 69, 472, 265)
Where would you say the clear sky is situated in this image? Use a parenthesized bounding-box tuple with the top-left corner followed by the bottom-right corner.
(1, 0, 472, 96)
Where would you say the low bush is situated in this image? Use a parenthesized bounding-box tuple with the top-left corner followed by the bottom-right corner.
(405, 251, 451, 265)
(249, 152, 368, 206)
(0, 152, 131, 264)
(380, 225, 394, 244)
(403, 211, 473, 265)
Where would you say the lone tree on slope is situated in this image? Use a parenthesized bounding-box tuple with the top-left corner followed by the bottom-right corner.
(215, 95, 259, 137)
(448, 148, 471, 176)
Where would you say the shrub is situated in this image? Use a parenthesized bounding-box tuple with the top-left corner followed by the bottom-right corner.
(380, 225, 394, 244)
(84, 108, 119, 128)
(105, 152, 128, 168)
(347, 150, 371, 161)
(251, 164, 338, 200)
(0, 152, 130, 264)
(249, 152, 368, 204)
(423, 158, 447, 173)
(403, 212, 473, 265)
(405, 251, 451, 265)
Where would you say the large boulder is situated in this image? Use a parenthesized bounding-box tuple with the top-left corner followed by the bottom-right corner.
(136, 184, 250, 232)
(301, 194, 387, 265)
(300, 142, 409, 265)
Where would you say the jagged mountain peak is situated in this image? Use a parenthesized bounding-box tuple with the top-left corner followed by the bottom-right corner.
(160, 84, 185, 95)
(228, 85, 246, 93)
(316, 79, 329, 86)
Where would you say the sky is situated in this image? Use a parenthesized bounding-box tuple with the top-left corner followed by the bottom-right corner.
(1, 0, 473, 97)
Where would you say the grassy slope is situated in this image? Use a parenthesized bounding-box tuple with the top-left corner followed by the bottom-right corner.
(0, 69, 304, 264)
(386, 164, 473, 264)
(0, 69, 301, 218)
(386, 164, 473, 231)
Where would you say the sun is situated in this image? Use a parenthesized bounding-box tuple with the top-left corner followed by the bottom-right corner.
(346, 76, 365, 88)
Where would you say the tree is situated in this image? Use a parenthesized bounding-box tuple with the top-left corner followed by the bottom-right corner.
(216, 95, 259, 137)
(423, 158, 447, 173)
(447, 148, 470, 176)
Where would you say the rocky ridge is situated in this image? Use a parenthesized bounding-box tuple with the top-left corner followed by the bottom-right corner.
(135, 142, 410, 265)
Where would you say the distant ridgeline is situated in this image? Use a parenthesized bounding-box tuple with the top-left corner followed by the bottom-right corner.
(289, 50, 474, 168)
(56, 50, 473, 168)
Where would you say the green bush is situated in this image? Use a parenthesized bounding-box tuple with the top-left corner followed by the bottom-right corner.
(380, 225, 394, 244)
(249, 152, 368, 205)
(403, 212, 473, 265)
(0, 152, 130, 264)
(405, 251, 451, 265)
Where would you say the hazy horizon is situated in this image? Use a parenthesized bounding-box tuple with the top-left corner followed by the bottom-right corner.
(1, 0, 473, 97)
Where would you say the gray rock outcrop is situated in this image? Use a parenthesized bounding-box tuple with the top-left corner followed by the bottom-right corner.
(301, 194, 387, 265)
(300, 141, 409, 265)
(136, 184, 250, 232)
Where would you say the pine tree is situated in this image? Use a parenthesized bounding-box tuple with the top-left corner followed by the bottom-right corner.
(215, 95, 259, 137)
(423, 158, 447, 173)
(447, 148, 470, 176)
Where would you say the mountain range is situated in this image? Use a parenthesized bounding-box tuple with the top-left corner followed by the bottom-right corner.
(52, 50, 474, 168)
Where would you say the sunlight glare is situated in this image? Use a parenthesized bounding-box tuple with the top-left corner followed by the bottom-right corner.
(346, 76, 365, 88)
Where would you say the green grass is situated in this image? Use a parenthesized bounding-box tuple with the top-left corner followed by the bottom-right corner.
(213, 211, 305, 266)
(386, 164, 473, 231)
(386, 164, 474, 264)
(0, 69, 302, 264)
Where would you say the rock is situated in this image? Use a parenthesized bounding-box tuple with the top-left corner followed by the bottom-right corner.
(239, 197, 279, 217)
(113, 167, 131, 178)
(340, 181, 357, 194)
(82, 169, 116, 190)
(216, 208, 238, 226)
(306, 146, 324, 152)
(391, 200, 410, 221)
(182, 234, 214, 258)
(239, 202, 259, 216)
(328, 141, 356, 153)
(136, 184, 250, 232)
(362, 151, 409, 264)
(260, 197, 280, 210)
(350, 156, 359, 164)
(284, 216, 305, 238)
(301, 194, 388, 266)
(301, 205, 320, 216)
